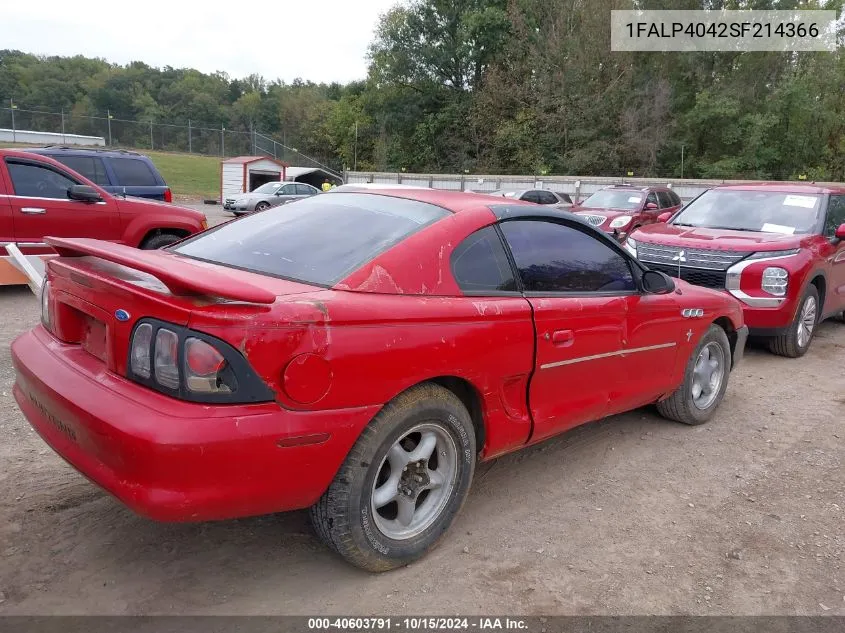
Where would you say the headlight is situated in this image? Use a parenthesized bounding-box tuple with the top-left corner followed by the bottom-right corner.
(762, 267, 788, 296)
(609, 215, 633, 230)
(40, 281, 51, 331)
(624, 237, 637, 257)
(746, 248, 800, 260)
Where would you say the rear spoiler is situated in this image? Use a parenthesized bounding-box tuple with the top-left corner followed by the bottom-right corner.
(45, 237, 276, 305)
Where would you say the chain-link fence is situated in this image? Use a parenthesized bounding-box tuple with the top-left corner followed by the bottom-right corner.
(0, 105, 342, 178)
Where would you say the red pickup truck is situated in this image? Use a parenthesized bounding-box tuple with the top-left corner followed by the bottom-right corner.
(627, 183, 845, 357)
(0, 149, 207, 284)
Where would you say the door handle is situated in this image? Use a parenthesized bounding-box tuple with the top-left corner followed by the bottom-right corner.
(551, 329, 575, 347)
(21, 207, 46, 214)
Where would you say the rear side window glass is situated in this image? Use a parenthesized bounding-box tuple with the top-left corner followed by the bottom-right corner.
(671, 191, 683, 206)
(175, 193, 450, 285)
(451, 226, 516, 294)
(657, 191, 674, 208)
(53, 155, 110, 186)
(536, 191, 559, 205)
(110, 158, 158, 186)
(521, 191, 540, 204)
(295, 184, 315, 195)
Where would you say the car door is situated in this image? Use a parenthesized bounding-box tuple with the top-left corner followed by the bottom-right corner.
(3, 156, 121, 253)
(638, 191, 661, 225)
(296, 183, 318, 198)
(656, 190, 681, 222)
(820, 194, 845, 315)
(273, 183, 300, 207)
(499, 218, 636, 442)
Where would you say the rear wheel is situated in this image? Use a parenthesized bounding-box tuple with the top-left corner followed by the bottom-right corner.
(769, 285, 818, 358)
(140, 233, 182, 250)
(657, 324, 731, 426)
(310, 384, 476, 572)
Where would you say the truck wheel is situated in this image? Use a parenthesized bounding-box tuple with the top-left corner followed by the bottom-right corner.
(769, 285, 818, 358)
(140, 233, 182, 250)
(311, 384, 476, 572)
(656, 324, 731, 426)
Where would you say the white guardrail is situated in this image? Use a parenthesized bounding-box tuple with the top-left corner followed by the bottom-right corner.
(345, 172, 841, 202)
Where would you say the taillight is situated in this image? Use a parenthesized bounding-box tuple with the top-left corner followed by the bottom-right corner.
(40, 281, 52, 331)
(154, 329, 180, 389)
(126, 319, 273, 404)
(163, 187, 173, 203)
(185, 337, 235, 394)
(130, 323, 153, 378)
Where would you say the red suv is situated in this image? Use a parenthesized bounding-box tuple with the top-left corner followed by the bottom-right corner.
(573, 185, 683, 241)
(627, 183, 845, 357)
(1, 150, 206, 284)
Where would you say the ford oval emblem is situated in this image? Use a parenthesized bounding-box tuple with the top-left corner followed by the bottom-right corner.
(115, 309, 131, 322)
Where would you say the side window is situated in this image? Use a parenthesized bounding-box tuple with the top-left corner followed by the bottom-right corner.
(500, 220, 636, 293)
(536, 191, 559, 205)
(558, 193, 573, 204)
(53, 156, 109, 186)
(109, 158, 158, 186)
(825, 195, 845, 236)
(6, 160, 79, 199)
(671, 191, 683, 206)
(296, 184, 315, 195)
(656, 191, 674, 208)
(645, 192, 659, 208)
(451, 226, 517, 294)
(521, 191, 540, 204)
(282, 184, 298, 195)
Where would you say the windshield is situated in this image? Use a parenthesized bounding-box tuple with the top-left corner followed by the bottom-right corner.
(671, 190, 823, 234)
(252, 182, 283, 194)
(580, 190, 643, 209)
(174, 193, 450, 285)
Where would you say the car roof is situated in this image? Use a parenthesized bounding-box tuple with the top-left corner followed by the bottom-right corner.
(601, 184, 671, 193)
(328, 188, 538, 214)
(713, 182, 845, 195)
(25, 146, 149, 159)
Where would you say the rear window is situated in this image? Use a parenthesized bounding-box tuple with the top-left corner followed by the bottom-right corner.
(109, 158, 158, 186)
(174, 193, 450, 285)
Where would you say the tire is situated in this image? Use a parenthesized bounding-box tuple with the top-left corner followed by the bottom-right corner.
(768, 285, 819, 358)
(310, 383, 476, 572)
(140, 233, 182, 250)
(657, 324, 731, 426)
(254, 201, 270, 212)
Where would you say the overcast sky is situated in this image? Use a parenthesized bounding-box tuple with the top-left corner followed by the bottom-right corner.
(4, 0, 399, 84)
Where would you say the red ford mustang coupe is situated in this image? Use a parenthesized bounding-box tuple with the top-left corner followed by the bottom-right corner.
(12, 189, 747, 571)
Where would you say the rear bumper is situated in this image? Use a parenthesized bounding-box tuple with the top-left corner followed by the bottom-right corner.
(12, 326, 379, 522)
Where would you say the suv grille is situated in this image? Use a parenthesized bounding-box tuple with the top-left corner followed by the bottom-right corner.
(638, 242, 749, 271)
(645, 263, 728, 290)
(579, 214, 606, 227)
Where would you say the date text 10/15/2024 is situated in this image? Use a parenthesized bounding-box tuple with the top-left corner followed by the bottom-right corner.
(307, 618, 529, 631)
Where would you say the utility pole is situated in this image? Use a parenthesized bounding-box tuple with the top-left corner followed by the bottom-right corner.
(10, 99, 16, 143)
(681, 145, 685, 179)
(188, 119, 192, 153)
(221, 125, 225, 157)
(107, 110, 113, 146)
(354, 120, 358, 172)
(150, 120, 154, 150)
(61, 108, 66, 144)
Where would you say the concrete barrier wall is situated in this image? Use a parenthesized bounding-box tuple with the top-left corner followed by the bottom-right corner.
(347, 171, 842, 202)
(0, 129, 105, 147)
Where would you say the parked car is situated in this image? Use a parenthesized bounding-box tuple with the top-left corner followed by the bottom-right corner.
(626, 183, 845, 358)
(26, 147, 174, 202)
(0, 149, 206, 283)
(12, 189, 746, 572)
(489, 188, 573, 208)
(223, 181, 320, 215)
(572, 185, 683, 241)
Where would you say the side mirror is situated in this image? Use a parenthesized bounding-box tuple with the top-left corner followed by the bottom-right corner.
(836, 223, 845, 240)
(645, 202, 659, 210)
(67, 185, 103, 203)
(657, 211, 673, 223)
(641, 269, 675, 295)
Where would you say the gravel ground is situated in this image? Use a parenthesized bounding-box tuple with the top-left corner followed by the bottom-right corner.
(0, 246, 843, 615)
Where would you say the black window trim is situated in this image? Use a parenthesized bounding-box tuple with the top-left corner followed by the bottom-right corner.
(487, 205, 648, 298)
